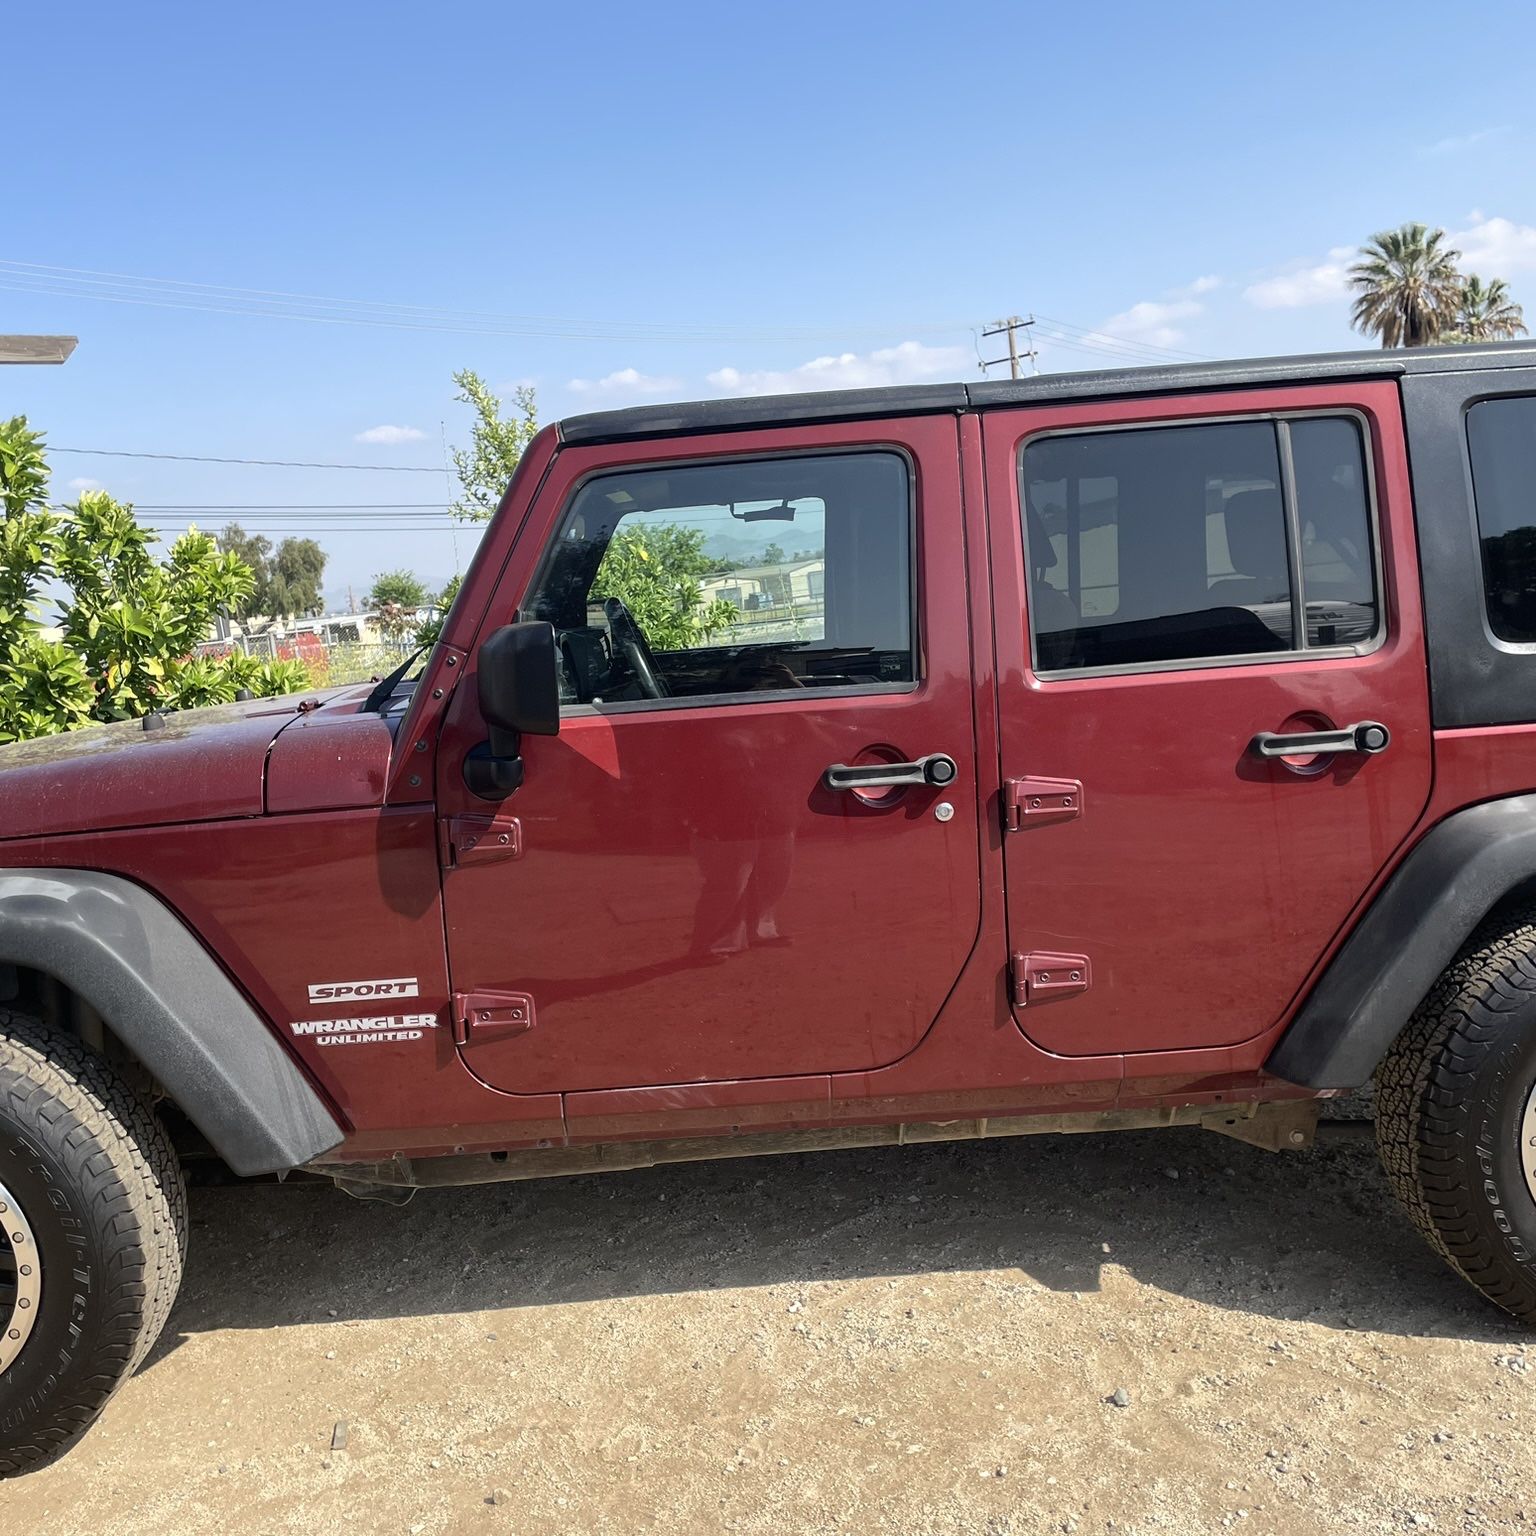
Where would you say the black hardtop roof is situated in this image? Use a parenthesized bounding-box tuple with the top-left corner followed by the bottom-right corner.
(558, 339, 1536, 446)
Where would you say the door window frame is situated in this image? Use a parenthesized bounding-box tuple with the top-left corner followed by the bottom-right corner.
(1018, 407, 1387, 681)
(521, 443, 923, 716)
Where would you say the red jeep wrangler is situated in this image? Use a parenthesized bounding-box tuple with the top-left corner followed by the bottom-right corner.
(5, 341, 1536, 1470)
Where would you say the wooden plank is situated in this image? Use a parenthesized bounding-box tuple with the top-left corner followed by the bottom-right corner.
(0, 335, 78, 364)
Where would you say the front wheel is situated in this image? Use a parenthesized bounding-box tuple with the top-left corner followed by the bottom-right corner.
(0, 1013, 187, 1475)
(1376, 905, 1536, 1322)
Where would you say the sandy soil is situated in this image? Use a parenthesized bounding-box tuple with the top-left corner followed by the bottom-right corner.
(4, 1126, 1534, 1535)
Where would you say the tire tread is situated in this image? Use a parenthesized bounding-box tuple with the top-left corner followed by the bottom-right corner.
(0, 1012, 186, 1476)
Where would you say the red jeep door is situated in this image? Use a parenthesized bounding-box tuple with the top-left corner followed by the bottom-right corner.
(437, 416, 980, 1093)
(984, 382, 1431, 1055)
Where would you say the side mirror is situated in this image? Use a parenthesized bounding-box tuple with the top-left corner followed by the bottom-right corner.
(464, 621, 559, 799)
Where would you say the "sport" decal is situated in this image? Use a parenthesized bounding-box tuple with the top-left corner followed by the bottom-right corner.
(306, 976, 420, 1003)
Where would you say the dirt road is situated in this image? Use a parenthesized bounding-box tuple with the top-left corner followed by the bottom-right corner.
(4, 1127, 1533, 1534)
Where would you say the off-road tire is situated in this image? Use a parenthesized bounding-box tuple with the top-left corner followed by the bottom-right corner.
(1376, 904, 1536, 1322)
(0, 1011, 187, 1476)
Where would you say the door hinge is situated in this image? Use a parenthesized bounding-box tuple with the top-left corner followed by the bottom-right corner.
(1003, 777, 1083, 832)
(452, 990, 536, 1046)
(1010, 952, 1091, 1008)
(439, 812, 523, 868)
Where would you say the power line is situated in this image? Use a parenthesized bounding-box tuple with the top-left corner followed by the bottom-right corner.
(1031, 312, 1210, 363)
(51, 446, 442, 472)
(0, 259, 970, 344)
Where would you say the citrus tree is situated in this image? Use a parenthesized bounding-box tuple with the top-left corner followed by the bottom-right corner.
(591, 523, 738, 650)
(0, 415, 311, 742)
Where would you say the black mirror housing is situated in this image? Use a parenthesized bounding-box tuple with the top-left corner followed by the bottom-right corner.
(479, 622, 559, 741)
(464, 622, 558, 800)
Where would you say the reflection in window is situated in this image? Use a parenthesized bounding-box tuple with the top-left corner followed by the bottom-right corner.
(1020, 414, 1378, 673)
(528, 453, 914, 706)
(1469, 396, 1536, 643)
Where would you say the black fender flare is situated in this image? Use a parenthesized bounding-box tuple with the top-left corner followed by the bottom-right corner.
(0, 868, 342, 1175)
(1267, 794, 1536, 1089)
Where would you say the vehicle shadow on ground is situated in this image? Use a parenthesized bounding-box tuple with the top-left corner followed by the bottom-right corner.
(149, 1126, 1519, 1368)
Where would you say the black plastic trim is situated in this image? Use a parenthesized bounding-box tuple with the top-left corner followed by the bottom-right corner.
(559, 383, 968, 446)
(1267, 796, 1536, 1088)
(1402, 368, 1536, 727)
(0, 869, 343, 1174)
(558, 341, 1536, 447)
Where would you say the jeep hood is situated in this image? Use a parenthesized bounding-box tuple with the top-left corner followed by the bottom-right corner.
(0, 691, 387, 841)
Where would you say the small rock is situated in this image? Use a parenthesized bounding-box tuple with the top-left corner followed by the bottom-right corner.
(1164, 1167, 1180, 1181)
(487, 1488, 508, 1506)
(1107, 1387, 1131, 1408)
(330, 1421, 348, 1452)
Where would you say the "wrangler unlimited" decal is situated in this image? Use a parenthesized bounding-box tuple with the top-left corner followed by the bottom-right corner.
(289, 1013, 439, 1046)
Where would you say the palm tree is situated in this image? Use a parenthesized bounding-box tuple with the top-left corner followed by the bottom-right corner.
(1447, 274, 1528, 343)
(1349, 223, 1464, 347)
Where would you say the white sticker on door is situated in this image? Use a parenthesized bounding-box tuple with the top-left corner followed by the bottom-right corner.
(306, 977, 420, 1003)
(289, 1014, 439, 1047)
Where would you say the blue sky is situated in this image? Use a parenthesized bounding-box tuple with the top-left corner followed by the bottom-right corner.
(6, 0, 1534, 601)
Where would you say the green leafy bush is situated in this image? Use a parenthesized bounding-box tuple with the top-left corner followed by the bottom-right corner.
(0, 416, 316, 743)
(591, 524, 739, 650)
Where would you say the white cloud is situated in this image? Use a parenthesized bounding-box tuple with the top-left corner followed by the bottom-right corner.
(1243, 247, 1355, 309)
(1094, 298, 1203, 349)
(566, 367, 682, 397)
(1175, 274, 1222, 297)
(67, 476, 102, 492)
(1423, 126, 1509, 155)
(1449, 216, 1536, 274)
(1242, 216, 1536, 313)
(706, 340, 971, 397)
(354, 424, 427, 445)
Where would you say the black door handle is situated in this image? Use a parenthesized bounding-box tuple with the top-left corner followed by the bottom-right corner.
(1250, 721, 1391, 759)
(824, 753, 958, 791)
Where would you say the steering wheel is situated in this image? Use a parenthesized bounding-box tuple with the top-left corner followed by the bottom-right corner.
(603, 597, 668, 699)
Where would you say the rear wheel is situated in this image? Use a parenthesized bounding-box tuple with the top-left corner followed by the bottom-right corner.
(1376, 905, 1536, 1321)
(0, 1012, 186, 1475)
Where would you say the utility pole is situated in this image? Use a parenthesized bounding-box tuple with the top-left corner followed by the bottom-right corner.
(979, 315, 1037, 379)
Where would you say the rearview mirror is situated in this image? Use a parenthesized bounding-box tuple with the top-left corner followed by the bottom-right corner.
(464, 621, 558, 799)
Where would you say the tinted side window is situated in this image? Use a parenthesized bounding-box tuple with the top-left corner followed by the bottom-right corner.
(1020, 415, 1378, 673)
(1291, 416, 1378, 647)
(1468, 396, 1536, 643)
(527, 452, 914, 707)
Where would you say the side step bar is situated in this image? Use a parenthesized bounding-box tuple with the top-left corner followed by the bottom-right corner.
(318, 1099, 1320, 1201)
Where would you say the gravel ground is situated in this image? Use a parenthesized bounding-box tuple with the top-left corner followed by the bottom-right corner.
(4, 1125, 1534, 1535)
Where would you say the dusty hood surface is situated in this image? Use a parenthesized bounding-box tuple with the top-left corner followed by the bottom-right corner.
(0, 697, 305, 841)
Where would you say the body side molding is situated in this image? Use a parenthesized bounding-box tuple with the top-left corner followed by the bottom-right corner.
(0, 868, 343, 1174)
(1267, 795, 1536, 1089)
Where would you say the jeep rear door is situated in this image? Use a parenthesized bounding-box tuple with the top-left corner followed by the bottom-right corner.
(984, 381, 1432, 1056)
(435, 414, 981, 1093)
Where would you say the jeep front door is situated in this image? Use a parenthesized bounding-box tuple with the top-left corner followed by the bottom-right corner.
(436, 415, 981, 1093)
(985, 382, 1432, 1056)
